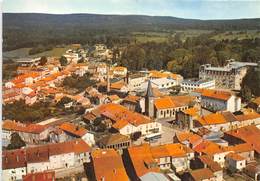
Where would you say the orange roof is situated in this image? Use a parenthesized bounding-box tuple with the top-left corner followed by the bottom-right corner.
(199, 155, 222, 172)
(22, 171, 55, 181)
(108, 95, 120, 101)
(154, 96, 195, 109)
(182, 107, 200, 117)
(193, 140, 227, 155)
(236, 112, 260, 122)
(97, 103, 152, 127)
(195, 88, 232, 101)
(128, 144, 160, 177)
(3, 120, 47, 134)
(92, 149, 128, 181)
(251, 97, 260, 105)
(149, 70, 181, 80)
(225, 125, 260, 154)
(110, 82, 126, 90)
(151, 143, 193, 158)
(2, 149, 27, 169)
(226, 152, 245, 161)
(112, 120, 129, 129)
(123, 95, 140, 103)
(224, 143, 254, 153)
(175, 132, 202, 145)
(196, 112, 228, 125)
(113, 66, 127, 72)
(190, 168, 214, 181)
(59, 122, 87, 137)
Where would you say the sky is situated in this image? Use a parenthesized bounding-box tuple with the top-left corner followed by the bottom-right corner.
(2, 0, 260, 20)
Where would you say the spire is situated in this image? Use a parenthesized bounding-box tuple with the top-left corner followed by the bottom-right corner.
(146, 80, 154, 97)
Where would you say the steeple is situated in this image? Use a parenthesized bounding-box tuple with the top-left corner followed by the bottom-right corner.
(146, 80, 154, 97)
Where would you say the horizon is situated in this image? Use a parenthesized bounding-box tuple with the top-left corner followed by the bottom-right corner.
(3, 0, 260, 20)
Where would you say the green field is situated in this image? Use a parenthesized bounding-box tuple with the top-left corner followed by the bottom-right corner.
(3, 47, 68, 60)
(131, 30, 212, 44)
(211, 30, 260, 40)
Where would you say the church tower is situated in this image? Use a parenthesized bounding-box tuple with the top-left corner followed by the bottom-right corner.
(145, 80, 155, 118)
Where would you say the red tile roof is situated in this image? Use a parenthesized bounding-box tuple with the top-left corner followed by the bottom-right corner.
(3, 120, 47, 134)
(97, 103, 152, 127)
(154, 96, 195, 109)
(226, 152, 245, 161)
(128, 144, 160, 177)
(92, 149, 128, 181)
(225, 125, 260, 154)
(2, 149, 27, 169)
(193, 140, 227, 155)
(59, 122, 87, 137)
(190, 168, 214, 181)
(195, 89, 232, 101)
(22, 171, 55, 181)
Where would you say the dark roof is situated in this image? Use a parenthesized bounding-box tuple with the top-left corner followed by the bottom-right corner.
(2, 149, 27, 169)
(198, 155, 222, 172)
(146, 80, 154, 97)
(221, 111, 238, 122)
(26, 145, 49, 163)
(99, 133, 130, 146)
(190, 168, 214, 181)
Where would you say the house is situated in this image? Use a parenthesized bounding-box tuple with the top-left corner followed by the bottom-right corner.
(248, 97, 260, 113)
(188, 168, 215, 181)
(16, 57, 41, 67)
(110, 81, 128, 93)
(224, 125, 260, 157)
(2, 149, 27, 181)
(126, 144, 160, 180)
(193, 89, 241, 113)
(193, 111, 237, 132)
(59, 122, 95, 146)
(225, 152, 246, 172)
(98, 133, 131, 151)
(197, 155, 223, 181)
(153, 96, 196, 120)
(2, 120, 50, 146)
(121, 95, 143, 112)
(95, 103, 162, 136)
(26, 139, 91, 173)
(193, 140, 230, 167)
(106, 94, 121, 104)
(148, 70, 183, 85)
(181, 78, 215, 93)
(63, 52, 80, 63)
(24, 91, 37, 105)
(140, 78, 177, 92)
(173, 132, 202, 149)
(127, 74, 147, 92)
(22, 171, 55, 181)
(91, 149, 129, 181)
(176, 107, 200, 130)
(224, 143, 255, 162)
(150, 143, 194, 172)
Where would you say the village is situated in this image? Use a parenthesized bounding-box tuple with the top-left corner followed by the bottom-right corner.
(2, 43, 260, 181)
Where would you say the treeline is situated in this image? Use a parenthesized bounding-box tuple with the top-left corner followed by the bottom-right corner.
(28, 44, 53, 55)
(3, 13, 260, 51)
(119, 33, 260, 78)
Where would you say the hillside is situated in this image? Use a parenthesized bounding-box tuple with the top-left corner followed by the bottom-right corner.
(3, 13, 260, 51)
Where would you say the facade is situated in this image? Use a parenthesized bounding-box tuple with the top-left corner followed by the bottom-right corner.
(194, 89, 241, 113)
(181, 79, 215, 93)
(98, 133, 131, 151)
(199, 60, 257, 90)
(225, 153, 246, 172)
(154, 96, 196, 120)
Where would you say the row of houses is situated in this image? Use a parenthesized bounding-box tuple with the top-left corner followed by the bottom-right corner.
(2, 139, 91, 181)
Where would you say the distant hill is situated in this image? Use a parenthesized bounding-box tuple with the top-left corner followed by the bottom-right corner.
(3, 13, 260, 51)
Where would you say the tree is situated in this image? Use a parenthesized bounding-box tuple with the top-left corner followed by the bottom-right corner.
(241, 67, 260, 98)
(7, 133, 26, 150)
(57, 97, 74, 107)
(131, 131, 142, 141)
(39, 56, 47, 65)
(59, 56, 68, 66)
(241, 85, 252, 102)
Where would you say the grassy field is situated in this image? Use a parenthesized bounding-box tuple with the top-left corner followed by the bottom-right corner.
(211, 30, 260, 40)
(131, 30, 212, 44)
(3, 47, 68, 60)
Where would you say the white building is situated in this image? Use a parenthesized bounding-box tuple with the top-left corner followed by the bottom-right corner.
(193, 89, 241, 113)
(226, 153, 246, 172)
(63, 53, 80, 63)
(141, 77, 177, 91)
(181, 79, 215, 93)
(199, 60, 258, 90)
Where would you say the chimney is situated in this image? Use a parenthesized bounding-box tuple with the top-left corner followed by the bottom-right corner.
(113, 169, 117, 175)
(101, 176, 105, 181)
(16, 155, 19, 162)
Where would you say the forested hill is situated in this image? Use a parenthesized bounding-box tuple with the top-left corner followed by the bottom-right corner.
(3, 13, 260, 50)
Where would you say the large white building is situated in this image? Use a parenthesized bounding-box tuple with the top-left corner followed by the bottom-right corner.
(181, 78, 215, 93)
(199, 60, 258, 90)
(193, 89, 241, 113)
